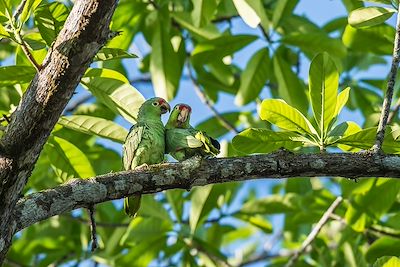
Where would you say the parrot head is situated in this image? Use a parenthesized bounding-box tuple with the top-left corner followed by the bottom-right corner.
(167, 103, 192, 128)
(138, 97, 171, 118)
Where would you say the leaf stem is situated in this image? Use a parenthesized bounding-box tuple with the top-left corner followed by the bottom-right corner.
(372, 5, 400, 153)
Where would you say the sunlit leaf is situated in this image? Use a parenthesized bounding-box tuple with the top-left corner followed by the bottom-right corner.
(232, 128, 304, 154)
(93, 47, 138, 62)
(349, 7, 396, 28)
(260, 99, 318, 136)
(58, 115, 128, 143)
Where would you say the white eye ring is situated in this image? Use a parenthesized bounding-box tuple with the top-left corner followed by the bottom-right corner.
(152, 102, 158, 106)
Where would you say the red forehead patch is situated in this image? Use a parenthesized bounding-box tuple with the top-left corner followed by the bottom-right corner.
(158, 98, 165, 104)
(178, 104, 191, 112)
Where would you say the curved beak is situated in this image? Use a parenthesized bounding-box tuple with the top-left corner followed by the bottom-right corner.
(177, 108, 189, 123)
(160, 102, 171, 114)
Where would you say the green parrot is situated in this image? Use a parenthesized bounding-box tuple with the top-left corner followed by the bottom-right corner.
(123, 97, 170, 217)
(165, 103, 220, 161)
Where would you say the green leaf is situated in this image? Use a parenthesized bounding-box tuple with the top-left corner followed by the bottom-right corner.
(172, 12, 220, 40)
(309, 52, 339, 136)
(196, 112, 243, 138)
(335, 127, 400, 152)
(232, 128, 304, 154)
(374, 256, 400, 267)
(191, 34, 257, 64)
(189, 185, 213, 233)
(20, 0, 42, 25)
(260, 99, 318, 136)
(360, 0, 392, 4)
(138, 196, 172, 223)
(165, 190, 184, 223)
(273, 48, 308, 114)
(58, 115, 128, 143)
(0, 66, 36, 86)
(150, 15, 183, 100)
(93, 48, 138, 62)
(0, 23, 10, 38)
(191, 0, 218, 27)
(84, 68, 129, 83)
(326, 121, 361, 146)
(232, 0, 260, 28)
(44, 136, 95, 182)
(282, 32, 347, 59)
(342, 24, 394, 55)
(120, 217, 171, 245)
(239, 193, 299, 215)
(235, 48, 269, 106)
(366, 237, 400, 263)
(272, 0, 299, 28)
(81, 76, 145, 123)
(34, 2, 69, 46)
(334, 87, 351, 117)
(234, 214, 273, 233)
(349, 7, 396, 28)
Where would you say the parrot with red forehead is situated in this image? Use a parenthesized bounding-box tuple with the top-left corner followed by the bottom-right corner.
(123, 97, 170, 217)
(165, 103, 220, 161)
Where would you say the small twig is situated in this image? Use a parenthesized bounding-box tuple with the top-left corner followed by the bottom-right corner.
(88, 205, 98, 252)
(0, 114, 11, 123)
(387, 97, 400, 124)
(372, 5, 400, 153)
(285, 196, 343, 267)
(18, 37, 41, 71)
(187, 64, 239, 134)
(13, 0, 27, 22)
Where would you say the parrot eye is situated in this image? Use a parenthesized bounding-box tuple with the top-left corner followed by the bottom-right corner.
(175, 106, 179, 110)
(152, 102, 159, 106)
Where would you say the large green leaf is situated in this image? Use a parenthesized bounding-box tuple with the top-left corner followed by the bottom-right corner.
(260, 99, 318, 136)
(309, 52, 339, 136)
(191, 34, 258, 64)
(232, 0, 261, 28)
(44, 136, 95, 182)
(84, 68, 129, 83)
(272, 0, 299, 28)
(0, 66, 36, 86)
(334, 87, 351, 118)
(366, 237, 400, 263)
(191, 0, 218, 27)
(232, 128, 304, 154)
(34, 2, 69, 46)
(335, 127, 400, 152)
(172, 12, 220, 40)
(235, 47, 269, 106)
(342, 24, 394, 55)
(58, 115, 128, 143)
(189, 185, 213, 233)
(374, 256, 400, 267)
(281, 32, 347, 59)
(349, 7, 396, 28)
(149, 14, 184, 100)
(273, 48, 308, 114)
(20, 0, 42, 25)
(81, 75, 145, 123)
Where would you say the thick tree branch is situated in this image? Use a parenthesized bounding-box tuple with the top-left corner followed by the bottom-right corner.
(373, 4, 400, 152)
(13, 152, 400, 232)
(0, 0, 118, 262)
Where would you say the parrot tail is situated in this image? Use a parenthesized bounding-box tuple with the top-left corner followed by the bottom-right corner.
(124, 194, 142, 217)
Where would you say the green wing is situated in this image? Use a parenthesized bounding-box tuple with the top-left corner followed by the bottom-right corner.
(123, 124, 144, 170)
(166, 128, 203, 153)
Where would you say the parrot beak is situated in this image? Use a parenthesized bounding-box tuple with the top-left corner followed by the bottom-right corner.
(177, 108, 189, 123)
(160, 101, 171, 114)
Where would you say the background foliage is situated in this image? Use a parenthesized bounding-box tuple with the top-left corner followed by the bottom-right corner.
(1, 0, 400, 266)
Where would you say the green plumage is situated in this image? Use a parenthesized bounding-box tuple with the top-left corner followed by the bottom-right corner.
(123, 97, 170, 217)
(165, 104, 220, 161)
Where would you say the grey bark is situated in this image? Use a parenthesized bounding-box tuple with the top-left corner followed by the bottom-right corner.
(0, 0, 118, 262)
(13, 152, 400, 232)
